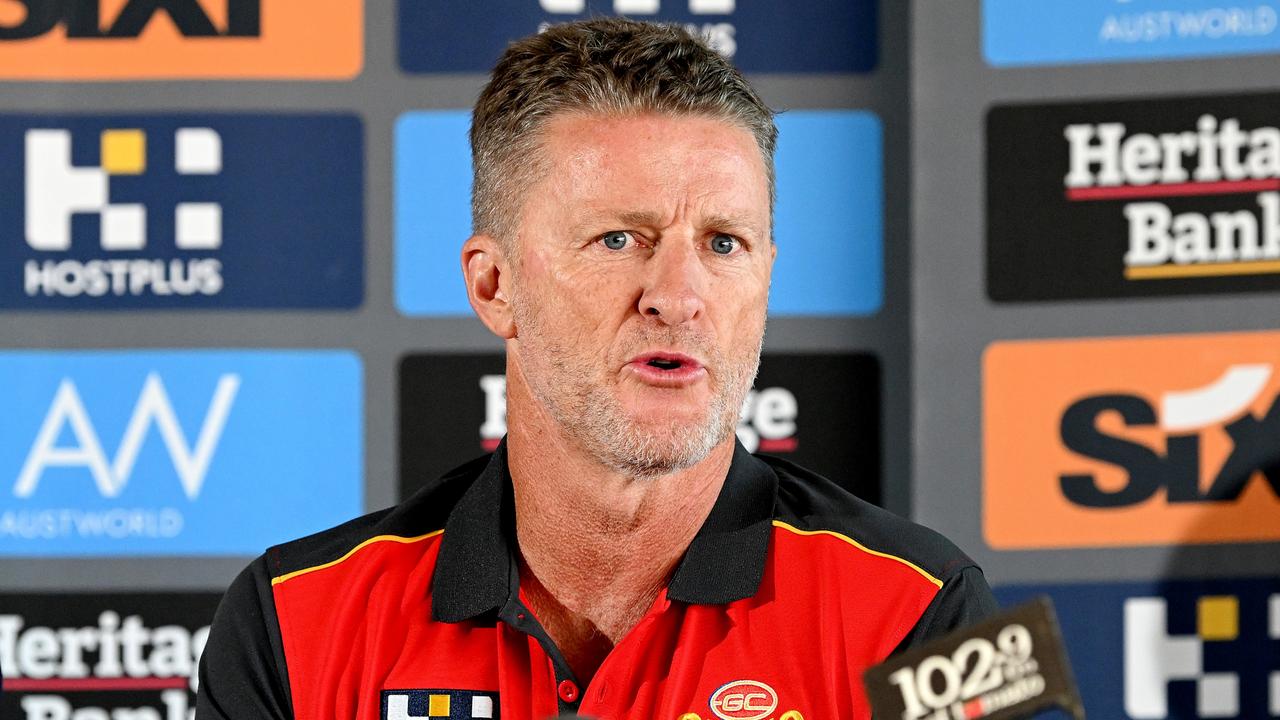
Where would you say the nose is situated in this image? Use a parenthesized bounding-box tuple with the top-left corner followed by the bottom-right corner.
(637, 239, 707, 326)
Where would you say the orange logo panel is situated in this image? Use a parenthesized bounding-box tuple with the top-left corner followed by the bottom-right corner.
(984, 331, 1280, 549)
(0, 0, 362, 80)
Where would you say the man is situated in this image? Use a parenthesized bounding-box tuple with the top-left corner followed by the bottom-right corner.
(196, 18, 996, 720)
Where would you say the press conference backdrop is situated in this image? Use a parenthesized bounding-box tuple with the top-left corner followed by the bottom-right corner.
(0, 2, 1276, 718)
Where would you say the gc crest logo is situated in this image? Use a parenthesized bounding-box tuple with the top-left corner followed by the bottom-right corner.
(675, 680, 805, 720)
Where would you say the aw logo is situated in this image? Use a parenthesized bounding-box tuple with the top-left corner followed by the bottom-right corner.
(0, 351, 363, 556)
(0, 114, 364, 309)
(984, 0, 1280, 67)
(996, 578, 1280, 719)
(395, 110, 882, 317)
(984, 330, 1280, 548)
(399, 353, 880, 503)
(0, 0, 363, 80)
(397, 0, 877, 74)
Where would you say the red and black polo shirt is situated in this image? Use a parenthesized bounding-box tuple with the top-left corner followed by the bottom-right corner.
(195, 442, 997, 720)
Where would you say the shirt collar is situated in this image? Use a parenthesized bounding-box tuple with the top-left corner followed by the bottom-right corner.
(431, 439, 778, 623)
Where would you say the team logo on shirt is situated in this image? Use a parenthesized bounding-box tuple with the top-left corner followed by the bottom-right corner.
(381, 689, 499, 720)
(672, 679, 805, 720)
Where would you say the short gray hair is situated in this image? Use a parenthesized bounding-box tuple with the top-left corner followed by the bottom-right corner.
(470, 17, 777, 244)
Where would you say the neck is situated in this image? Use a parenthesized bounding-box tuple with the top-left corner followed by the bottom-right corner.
(504, 365, 732, 682)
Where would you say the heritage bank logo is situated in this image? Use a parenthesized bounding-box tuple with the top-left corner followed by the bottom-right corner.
(0, 0, 363, 80)
(996, 578, 1280, 719)
(0, 114, 363, 310)
(0, 592, 219, 720)
(0, 351, 363, 556)
(988, 92, 1280, 302)
(984, 0, 1280, 67)
(398, 0, 876, 74)
(984, 331, 1280, 549)
(399, 353, 881, 502)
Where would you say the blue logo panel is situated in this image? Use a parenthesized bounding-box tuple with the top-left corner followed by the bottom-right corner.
(0, 351, 363, 556)
(397, 0, 877, 74)
(996, 579, 1280, 719)
(395, 110, 882, 317)
(0, 114, 364, 309)
(984, 0, 1280, 67)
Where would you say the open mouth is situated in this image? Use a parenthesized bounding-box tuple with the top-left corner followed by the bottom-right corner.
(647, 357, 684, 371)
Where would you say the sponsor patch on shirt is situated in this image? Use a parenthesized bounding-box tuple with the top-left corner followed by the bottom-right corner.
(381, 689, 499, 720)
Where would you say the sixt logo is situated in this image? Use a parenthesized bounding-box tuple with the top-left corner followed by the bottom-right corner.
(25, 126, 224, 299)
(984, 331, 1280, 548)
(1064, 115, 1280, 281)
(0, 1, 362, 80)
(0, 0, 259, 40)
(1126, 593, 1280, 718)
(476, 375, 799, 454)
(1059, 363, 1278, 507)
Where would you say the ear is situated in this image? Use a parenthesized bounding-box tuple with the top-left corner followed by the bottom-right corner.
(462, 234, 516, 339)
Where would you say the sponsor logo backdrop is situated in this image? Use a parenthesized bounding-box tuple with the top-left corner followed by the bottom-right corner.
(0, 0, 364, 79)
(397, 0, 877, 74)
(0, 350, 363, 556)
(396, 110, 883, 316)
(0, 592, 219, 718)
(984, 331, 1280, 549)
(0, 114, 364, 310)
(984, 0, 1280, 67)
(399, 353, 881, 502)
(988, 93, 1280, 302)
(995, 579, 1280, 719)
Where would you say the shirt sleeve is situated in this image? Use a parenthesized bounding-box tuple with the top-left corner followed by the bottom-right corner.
(892, 565, 1000, 655)
(195, 555, 293, 720)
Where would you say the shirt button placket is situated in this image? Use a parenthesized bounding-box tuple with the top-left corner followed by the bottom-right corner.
(557, 679, 579, 704)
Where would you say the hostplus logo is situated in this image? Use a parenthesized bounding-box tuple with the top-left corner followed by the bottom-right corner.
(1124, 593, 1280, 718)
(24, 126, 224, 298)
(537, 0, 737, 57)
(1065, 115, 1280, 281)
(476, 375, 799, 454)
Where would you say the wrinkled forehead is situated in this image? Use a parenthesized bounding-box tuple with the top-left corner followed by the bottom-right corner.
(530, 112, 772, 231)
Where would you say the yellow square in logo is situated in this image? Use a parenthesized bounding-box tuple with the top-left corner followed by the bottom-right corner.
(427, 694, 450, 717)
(1198, 596, 1239, 641)
(101, 129, 146, 175)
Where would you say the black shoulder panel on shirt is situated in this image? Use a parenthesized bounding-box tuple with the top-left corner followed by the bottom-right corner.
(263, 454, 491, 580)
(761, 454, 980, 583)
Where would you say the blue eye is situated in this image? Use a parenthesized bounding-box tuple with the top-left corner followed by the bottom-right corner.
(600, 231, 630, 250)
(710, 234, 739, 255)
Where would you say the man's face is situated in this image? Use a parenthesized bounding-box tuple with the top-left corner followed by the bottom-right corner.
(507, 112, 775, 477)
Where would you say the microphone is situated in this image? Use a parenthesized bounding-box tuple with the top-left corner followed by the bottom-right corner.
(862, 597, 1085, 720)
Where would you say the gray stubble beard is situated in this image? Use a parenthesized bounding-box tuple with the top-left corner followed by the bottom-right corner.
(512, 297, 761, 480)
